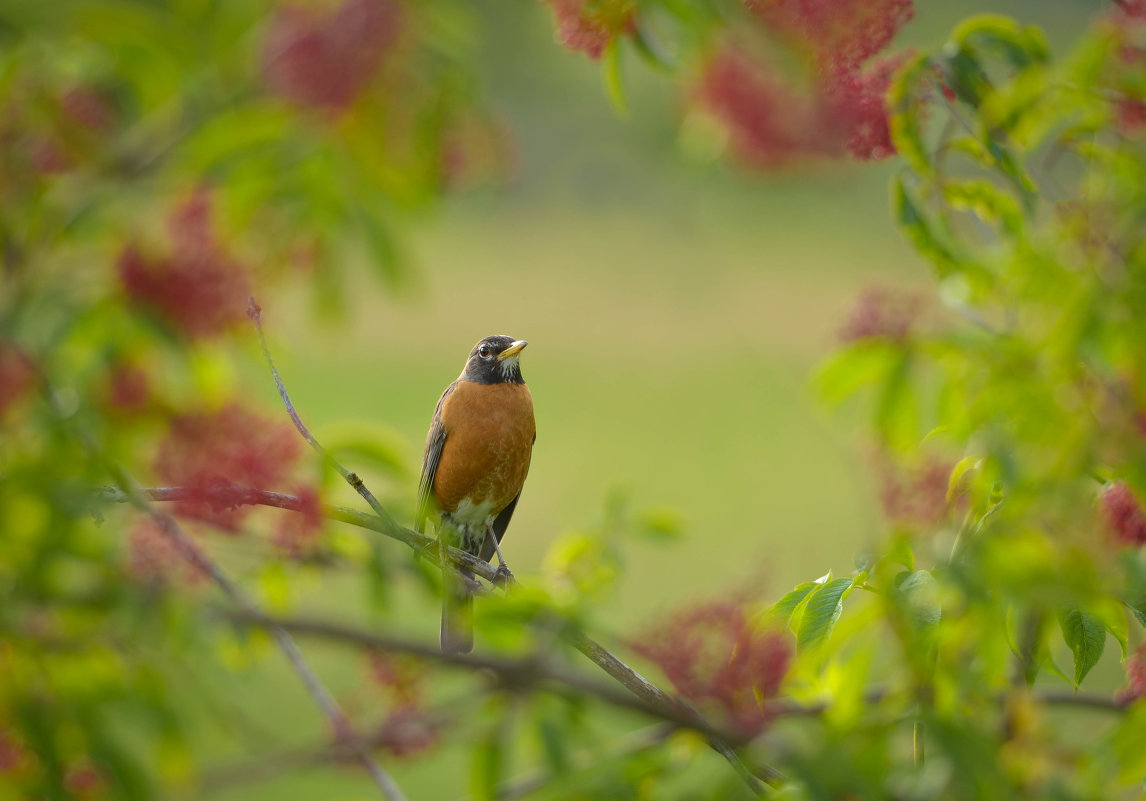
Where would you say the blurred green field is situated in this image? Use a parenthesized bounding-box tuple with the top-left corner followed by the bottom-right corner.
(191, 2, 1120, 798)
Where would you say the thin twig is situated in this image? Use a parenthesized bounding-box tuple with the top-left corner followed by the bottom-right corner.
(225, 610, 750, 745)
(40, 396, 408, 801)
(248, 297, 397, 528)
(245, 304, 779, 795)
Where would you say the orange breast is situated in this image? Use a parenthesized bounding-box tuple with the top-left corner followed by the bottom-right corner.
(432, 381, 535, 518)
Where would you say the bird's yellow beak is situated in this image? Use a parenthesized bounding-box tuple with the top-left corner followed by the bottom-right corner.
(498, 340, 528, 360)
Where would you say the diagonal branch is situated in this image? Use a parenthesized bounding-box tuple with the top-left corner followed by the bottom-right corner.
(246, 299, 777, 795)
(41, 390, 408, 801)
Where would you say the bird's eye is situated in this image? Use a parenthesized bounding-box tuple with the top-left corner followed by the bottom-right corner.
(479, 345, 490, 358)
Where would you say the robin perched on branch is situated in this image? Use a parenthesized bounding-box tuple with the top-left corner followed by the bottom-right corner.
(416, 336, 535, 654)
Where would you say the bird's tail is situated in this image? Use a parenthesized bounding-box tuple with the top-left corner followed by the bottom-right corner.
(441, 568, 474, 654)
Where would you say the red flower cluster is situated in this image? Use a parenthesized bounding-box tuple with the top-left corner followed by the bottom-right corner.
(374, 706, 441, 758)
(541, 0, 634, 59)
(747, 0, 913, 74)
(153, 403, 301, 529)
(699, 0, 913, 166)
(370, 653, 425, 708)
(838, 286, 922, 343)
(1100, 482, 1146, 546)
(272, 484, 324, 554)
(877, 455, 950, 530)
(0, 729, 29, 774)
(0, 343, 35, 417)
(1116, 643, 1146, 704)
(630, 599, 791, 735)
(60, 87, 113, 133)
(117, 188, 250, 339)
(263, 0, 402, 113)
(104, 360, 150, 416)
(127, 520, 207, 585)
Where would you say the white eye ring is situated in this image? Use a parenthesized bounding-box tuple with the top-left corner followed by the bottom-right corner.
(479, 345, 490, 358)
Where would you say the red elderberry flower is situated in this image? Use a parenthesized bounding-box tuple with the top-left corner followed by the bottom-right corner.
(369, 653, 425, 707)
(127, 520, 207, 585)
(263, 0, 402, 113)
(0, 729, 29, 773)
(0, 343, 35, 417)
(153, 403, 301, 529)
(877, 456, 950, 530)
(60, 87, 113, 133)
(104, 361, 150, 415)
(839, 286, 922, 343)
(1116, 643, 1146, 704)
(117, 188, 250, 339)
(375, 706, 441, 758)
(541, 0, 634, 60)
(64, 760, 107, 799)
(746, 0, 914, 75)
(823, 52, 910, 160)
(273, 484, 324, 554)
(1116, 97, 1146, 135)
(630, 599, 791, 736)
(697, 47, 830, 167)
(1101, 482, 1146, 546)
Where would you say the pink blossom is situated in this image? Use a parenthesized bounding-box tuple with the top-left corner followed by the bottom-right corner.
(263, 0, 401, 113)
(1101, 482, 1146, 546)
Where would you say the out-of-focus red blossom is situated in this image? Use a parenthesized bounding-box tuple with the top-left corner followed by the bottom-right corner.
(698, 44, 906, 166)
(28, 137, 70, 174)
(698, 48, 828, 167)
(263, 0, 402, 113)
(0, 343, 35, 417)
(64, 760, 107, 799)
(541, 0, 634, 59)
(839, 286, 922, 343)
(877, 455, 950, 529)
(154, 403, 301, 529)
(374, 706, 441, 758)
(1100, 482, 1146, 546)
(128, 521, 207, 585)
(117, 188, 250, 339)
(369, 653, 425, 707)
(630, 600, 791, 736)
(825, 52, 910, 160)
(0, 730, 29, 773)
(104, 361, 150, 415)
(1116, 97, 1146, 135)
(1116, 643, 1146, 704)
(746, 0, 913, 74)
(1111, 0, 1146, 25)
(273, 484, 324, 554)
(60, 87, 113, 133)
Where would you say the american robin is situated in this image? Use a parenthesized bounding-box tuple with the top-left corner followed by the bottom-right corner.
(416, 335, 535, 654)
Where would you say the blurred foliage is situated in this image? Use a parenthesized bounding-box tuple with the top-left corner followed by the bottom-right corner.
(3, 0, 1146, 800)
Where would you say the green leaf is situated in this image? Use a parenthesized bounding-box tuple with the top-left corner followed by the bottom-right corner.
(813, 341, 898, 406)
(471, 728, 503, 801)
(769, 582, 818, 628)
(892, 175, 961, 277)
(797, 577, 856, 652)
(893, 570, 941, 631)
(1059, 608, 1106, 687)
(602, 40, 628, 117)
(1093, 599, 1129, 661)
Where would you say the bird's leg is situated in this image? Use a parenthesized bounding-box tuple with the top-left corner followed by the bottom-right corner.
(487, 525, 514, 588)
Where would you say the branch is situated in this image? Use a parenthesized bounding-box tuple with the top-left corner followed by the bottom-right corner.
(42, 402, 408, 800)
(225, 610, 751, 745)
(248, 298, 396, 527)
(246, 300, 778, 795)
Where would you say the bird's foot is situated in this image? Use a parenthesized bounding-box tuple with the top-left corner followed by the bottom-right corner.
(493, 561, 515, 589)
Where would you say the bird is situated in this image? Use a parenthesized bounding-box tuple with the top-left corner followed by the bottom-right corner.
(415, 335, 535, 654)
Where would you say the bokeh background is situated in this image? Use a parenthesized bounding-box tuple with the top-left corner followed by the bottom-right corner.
(2, 0, 1122, 798)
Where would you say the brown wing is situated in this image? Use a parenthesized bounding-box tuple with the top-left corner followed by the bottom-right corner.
(415, 381, 457, 533)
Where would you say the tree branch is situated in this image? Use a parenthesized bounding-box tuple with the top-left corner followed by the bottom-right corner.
(245, 300, 779, 795)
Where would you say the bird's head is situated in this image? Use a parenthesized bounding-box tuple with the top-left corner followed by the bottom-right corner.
(459, 335, 528, 384)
